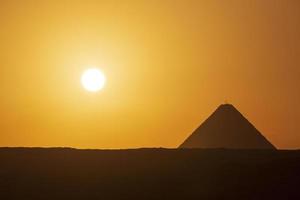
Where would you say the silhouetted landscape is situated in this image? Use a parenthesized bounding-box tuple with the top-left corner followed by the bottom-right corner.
(2, 104, 299, 200)
(1, 147, 300, 200)
(1, 1, 300, 199)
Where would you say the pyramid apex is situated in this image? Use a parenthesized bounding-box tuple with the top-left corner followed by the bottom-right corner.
(218, 103, 235, 108)
(216, 104, 238, 112)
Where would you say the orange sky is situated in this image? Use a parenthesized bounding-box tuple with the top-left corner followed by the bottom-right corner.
(0, 0, 299, 149)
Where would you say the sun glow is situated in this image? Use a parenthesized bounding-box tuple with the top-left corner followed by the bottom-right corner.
(81, 68, 106, 92)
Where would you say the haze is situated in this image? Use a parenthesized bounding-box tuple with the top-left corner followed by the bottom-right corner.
(0, 0, 299, 149)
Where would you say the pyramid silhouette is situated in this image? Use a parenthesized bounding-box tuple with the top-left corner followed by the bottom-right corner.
(179, 104, 276, 149)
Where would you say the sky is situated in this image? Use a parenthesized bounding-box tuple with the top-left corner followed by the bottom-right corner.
(0, 0, 299, 149)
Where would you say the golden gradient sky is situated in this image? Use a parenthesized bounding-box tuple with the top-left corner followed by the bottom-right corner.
(0, 0, 299, 149)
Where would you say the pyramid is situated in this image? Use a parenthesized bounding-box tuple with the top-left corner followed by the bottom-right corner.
(179, 104, 276, 149)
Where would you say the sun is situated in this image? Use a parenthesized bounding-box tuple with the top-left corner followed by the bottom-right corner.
(81, 68, 106, 92)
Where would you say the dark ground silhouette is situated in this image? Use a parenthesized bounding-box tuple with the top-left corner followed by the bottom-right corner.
(180, 104, 276, 149)
(0, 148, 299, 200)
